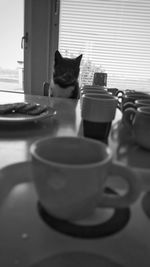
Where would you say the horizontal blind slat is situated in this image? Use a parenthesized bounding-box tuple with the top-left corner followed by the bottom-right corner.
(59, 0, 150, 90)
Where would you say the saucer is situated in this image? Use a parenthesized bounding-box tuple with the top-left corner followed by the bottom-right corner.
(0, 162, 130, 239)
(38, 187, 130, 239)
(30, 251, 124, 267)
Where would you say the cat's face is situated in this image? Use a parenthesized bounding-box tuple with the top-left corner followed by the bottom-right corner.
(53, 50, 82, 88)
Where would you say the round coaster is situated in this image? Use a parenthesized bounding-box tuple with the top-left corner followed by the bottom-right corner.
(37, 188, 130, 239)
(30, 251, 124, 267)
(142, 192, 150, 218)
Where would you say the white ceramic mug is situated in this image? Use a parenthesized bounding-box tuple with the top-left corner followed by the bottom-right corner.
(107, 88, 124, 97)
(135, 99, 150, 108)
(81, 93, 118, 121)
(123, 99, 150, 112)
(119, 91, 150, 111)
(30, 136, 141, 221)
(81, 93, 118, 142)
(122, 106, 150, 149)
(80, 89, 110, 107)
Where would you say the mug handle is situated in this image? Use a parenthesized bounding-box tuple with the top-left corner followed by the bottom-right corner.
(115, 90, 124, 97)
(122, 101, 136, 112)
(122, 107, 136, 130)
(97, 162, 141, 208)
(116, 92, 124, 111)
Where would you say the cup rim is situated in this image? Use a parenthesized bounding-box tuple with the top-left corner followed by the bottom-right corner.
(124, 93, 150, 98)
(82, 85, 106, 89)
(135, 99, 150, 104)
(81, 90, 109, 95)
(82, 93, 117, 101)
(30, 136, 112, 168)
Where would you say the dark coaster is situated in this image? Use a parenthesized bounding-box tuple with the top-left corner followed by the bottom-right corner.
(37, 188, 130, 239)
(142, 192, 150, 218)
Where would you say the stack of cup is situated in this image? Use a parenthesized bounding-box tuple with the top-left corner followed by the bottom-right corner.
(118, 90, 150, 112)
(107, 88, 124, 97)
(80, 85, 109, 95)
(80, 85, 111, 106)
(81, 91, 118, 144)
(123, 98, 150, 112)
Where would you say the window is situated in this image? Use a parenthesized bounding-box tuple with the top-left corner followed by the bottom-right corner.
(59, 0, 150, 91)
(0, 0, 24, 92)
(0, 0, 59, 96)
(2, 0, 149, 95)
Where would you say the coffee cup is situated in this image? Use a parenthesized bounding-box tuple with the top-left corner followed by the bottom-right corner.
(119, 91, 150, 111)
(81, 93, 118, 143)
(123, 99, 150, 112)
(122, 90, 150, 98)
(107, 88, 124, 97)
(135, 99, 150, 108)
(80, 89, 110, 104)
(122, 106, 150, 149)
(80, 90, 111, 110)
(30, 136, 141, 221)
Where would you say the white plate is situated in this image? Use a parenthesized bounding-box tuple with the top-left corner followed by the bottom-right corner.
(0, 107, 56, 125)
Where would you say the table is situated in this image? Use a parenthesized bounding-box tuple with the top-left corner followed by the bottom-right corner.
(0, 91, 150, 267)
(0, 91, 81, 168)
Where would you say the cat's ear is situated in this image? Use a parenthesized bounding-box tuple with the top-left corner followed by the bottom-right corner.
(55, 50, 62, 61)
(76, 54, 83, 65)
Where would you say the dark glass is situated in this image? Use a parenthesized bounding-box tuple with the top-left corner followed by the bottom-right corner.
(83, 120, 112, 144)
(92, 72, 107, 87)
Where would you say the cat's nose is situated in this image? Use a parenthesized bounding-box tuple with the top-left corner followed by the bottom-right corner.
(63, 73, 71, 78)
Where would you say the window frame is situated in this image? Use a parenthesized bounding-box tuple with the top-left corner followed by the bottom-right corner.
(24, 0, 60, 95)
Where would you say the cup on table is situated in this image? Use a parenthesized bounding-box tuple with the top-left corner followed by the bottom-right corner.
(80, 89, 110, 108)
(119, 91, 150, 112)
(30, 136, 141, 221)
(80, 89, 110, 101)
(123, 99, 150, 112)
(123, 90, 150, 98)
(107, 88, 124, 97)
(81, 93, 118, 143)
(122, 106, 150, 149)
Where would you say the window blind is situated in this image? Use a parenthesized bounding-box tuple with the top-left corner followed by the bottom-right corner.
(59, 0, 150, 91)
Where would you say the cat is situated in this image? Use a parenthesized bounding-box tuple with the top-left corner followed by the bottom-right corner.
(50, 50, 82, 99)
